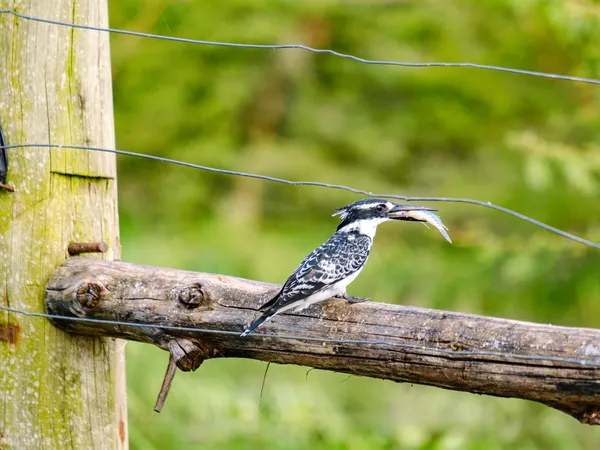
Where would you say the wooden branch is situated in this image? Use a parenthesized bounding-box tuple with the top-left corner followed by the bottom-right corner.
(0, 2, 126, 449)
(46, 258, 600, 425)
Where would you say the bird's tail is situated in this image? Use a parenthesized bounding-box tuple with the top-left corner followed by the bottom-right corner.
(240, 310, 275, 337)
(241, 289, 284, 337)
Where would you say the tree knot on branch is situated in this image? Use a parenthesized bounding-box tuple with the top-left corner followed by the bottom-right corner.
(75, 281, 107, 310)
(153, 337, 217, 413)
(167, 337, 214, 371)
(175, 283, 208, 309)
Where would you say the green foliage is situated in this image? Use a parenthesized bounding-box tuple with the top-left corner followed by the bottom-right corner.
(108, 1, 600, 448)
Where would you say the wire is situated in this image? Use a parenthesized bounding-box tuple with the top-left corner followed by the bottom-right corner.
(1, 9, 598, 384)
(4, 143, 600, 249)
(1, 9, 599, 85)
(1, 303, 598, 368)
(1, 9, 599, 248)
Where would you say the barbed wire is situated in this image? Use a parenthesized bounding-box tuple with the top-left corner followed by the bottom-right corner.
(1, 9, 599, 85)
(4, 143, 600, 249)
(1, 303, 598, 368)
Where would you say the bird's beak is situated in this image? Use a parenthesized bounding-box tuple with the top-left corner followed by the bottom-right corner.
(387, 204, 437, 220)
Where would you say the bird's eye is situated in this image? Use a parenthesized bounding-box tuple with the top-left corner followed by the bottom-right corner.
(376, 204, 386, 212)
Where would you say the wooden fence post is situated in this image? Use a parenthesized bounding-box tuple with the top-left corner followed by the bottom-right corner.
(0, 2, 127, 449)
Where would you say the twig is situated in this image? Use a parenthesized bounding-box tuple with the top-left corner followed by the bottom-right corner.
(154, 355, 177, 413)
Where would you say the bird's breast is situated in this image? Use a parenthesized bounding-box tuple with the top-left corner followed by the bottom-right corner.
(333, 265, 365, 292)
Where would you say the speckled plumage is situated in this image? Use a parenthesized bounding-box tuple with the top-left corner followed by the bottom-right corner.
(267, 232, 371, 307)
(241, 198, 449, 336)
(241, 230, 372, 336)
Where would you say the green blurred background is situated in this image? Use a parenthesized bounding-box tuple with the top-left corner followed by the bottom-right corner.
(108, 1, 600, 448)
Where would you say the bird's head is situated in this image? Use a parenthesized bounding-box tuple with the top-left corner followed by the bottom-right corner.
(333, 198, 451, 242)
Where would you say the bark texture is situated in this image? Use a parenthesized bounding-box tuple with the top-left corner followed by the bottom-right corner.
(0, 2, 127, 448)
(46, 258, 600, 425)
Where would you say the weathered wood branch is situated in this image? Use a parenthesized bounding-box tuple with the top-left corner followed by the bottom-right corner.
(46, 258, 600, 425)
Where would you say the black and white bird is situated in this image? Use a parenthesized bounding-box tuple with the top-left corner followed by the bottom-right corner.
(241, 198, 451, 336)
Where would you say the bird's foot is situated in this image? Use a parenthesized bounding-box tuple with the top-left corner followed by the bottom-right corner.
(334, 293, 370, 303)
(347, 295, 370, 303)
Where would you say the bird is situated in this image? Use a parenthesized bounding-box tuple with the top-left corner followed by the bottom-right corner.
(241, 198, 450, 336)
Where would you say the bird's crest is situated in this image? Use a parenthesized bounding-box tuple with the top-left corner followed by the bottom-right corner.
(332, 199, 385, 221)
(332, 206, 349, 219)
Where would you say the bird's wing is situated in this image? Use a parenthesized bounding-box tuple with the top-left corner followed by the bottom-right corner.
(265, 233, 372, 311)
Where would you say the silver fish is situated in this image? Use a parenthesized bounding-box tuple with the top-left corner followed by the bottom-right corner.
(396, 209, 452, 243)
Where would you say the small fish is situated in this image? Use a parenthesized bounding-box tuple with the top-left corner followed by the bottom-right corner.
(390, 209, 452, 243)
(409, 210, 452, 243)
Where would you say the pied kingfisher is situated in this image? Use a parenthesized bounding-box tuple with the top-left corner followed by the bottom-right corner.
(241, 198, 451, 336)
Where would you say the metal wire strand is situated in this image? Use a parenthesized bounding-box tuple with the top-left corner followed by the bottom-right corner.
(3, 143, 600, 249)
(2, 10, 599, 386)
(1, 304, 598, 368)
(1, 9, 599, 85)
(1, 10, 599, 248)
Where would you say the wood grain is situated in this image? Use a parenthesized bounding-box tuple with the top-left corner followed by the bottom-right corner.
(0, 2, 127, 449)
(46, 258, 600, 425)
